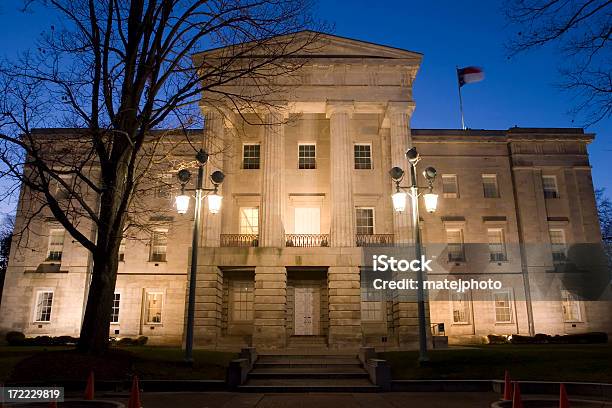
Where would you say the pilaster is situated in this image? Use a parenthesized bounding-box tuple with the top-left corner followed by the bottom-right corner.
(253, 266, 287, 349)
(192, 265, 223, 346)
(327, 265, 362, 347)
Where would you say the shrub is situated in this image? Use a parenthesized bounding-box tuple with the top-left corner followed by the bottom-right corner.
(502, 332, 608, 345)
(509, 335, 533, 344)
(5, 333, 79, 346)
(135, 336, 148, 346)
(487, 334, 509, 344)
(113, 336, 148, 346)
(6, 331, 26, 345)
(117, 337, 134, 346)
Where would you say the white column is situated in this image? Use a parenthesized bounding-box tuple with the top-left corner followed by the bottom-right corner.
(260, 109, 285, 247)
(202, 110, 224, 247)
(388, 102, 416, 244)
(327, 102, 355, 247)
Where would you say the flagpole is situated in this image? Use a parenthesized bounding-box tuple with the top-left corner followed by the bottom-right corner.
(456, 67, 466, 130)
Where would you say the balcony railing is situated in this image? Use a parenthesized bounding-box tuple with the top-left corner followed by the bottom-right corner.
(356, 234, 394, 247)
(285, 234, 329, 247)
(220, 234, 259, 247)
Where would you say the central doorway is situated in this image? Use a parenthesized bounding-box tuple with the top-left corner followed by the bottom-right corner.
(286, 268, 328, 339)
(294, 287, 320, 335)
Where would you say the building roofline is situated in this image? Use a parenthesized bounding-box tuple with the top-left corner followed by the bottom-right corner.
(192, 30, 423, 60)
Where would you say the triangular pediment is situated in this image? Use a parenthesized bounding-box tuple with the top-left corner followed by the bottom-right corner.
(194, 30, 422, 62)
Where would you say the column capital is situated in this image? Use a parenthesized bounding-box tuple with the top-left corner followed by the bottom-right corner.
(386, 101, 416, 115)
(382, 101, 416, 129)
(326, 100, 355, 118)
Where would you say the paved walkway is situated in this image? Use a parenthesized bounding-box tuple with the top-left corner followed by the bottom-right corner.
(108, 391, 500, 407)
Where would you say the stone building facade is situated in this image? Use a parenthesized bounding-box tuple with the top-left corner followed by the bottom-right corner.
(1, 32, 610, 349)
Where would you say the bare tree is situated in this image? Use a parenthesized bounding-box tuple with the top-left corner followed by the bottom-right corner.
(596, 188, 612, 262)
(0, 0, 322, 355)
(0, 216, 13, 305)
(504, 0, 612, 125)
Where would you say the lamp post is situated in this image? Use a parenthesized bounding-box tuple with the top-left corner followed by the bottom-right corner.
(389, 147, 438, 364)
(175, 148, 225, 363)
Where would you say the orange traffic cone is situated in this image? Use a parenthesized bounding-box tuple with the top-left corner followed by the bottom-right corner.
(560, 383, 570, 408)
(84, 371, 94, 400)
(127, 375, 141, 408)
(512, 382, 524, 408)
(503, 370, 513, 400)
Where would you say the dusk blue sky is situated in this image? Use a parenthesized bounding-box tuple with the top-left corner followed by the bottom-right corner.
(1, 0, 610, 218)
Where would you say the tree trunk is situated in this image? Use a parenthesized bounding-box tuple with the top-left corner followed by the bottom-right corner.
(77, 236, 121, 355)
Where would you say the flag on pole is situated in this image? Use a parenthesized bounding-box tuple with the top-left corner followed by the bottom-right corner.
(457, 66, 484, 87)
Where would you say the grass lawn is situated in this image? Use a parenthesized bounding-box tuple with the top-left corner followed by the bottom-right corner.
(0, 345, 237, 383)
(381, 344, 612, 383)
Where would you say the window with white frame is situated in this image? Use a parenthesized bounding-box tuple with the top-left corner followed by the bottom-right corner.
(355, 208, 374, 235)
(549, 229, 567, 262)
(488, 228, 507, 262)
(231, 281, 254, 321)
(493, 291, 513, 323)
(542, 175, 559, 199)
(111, 293, 121, 323)
(451, 291, 470, 324)
(149, 229, 168, 262)
(118, 238, 126, 262)
(354, 144, 372, 169)
(239, 207, 259, 235)
(561, 290, 581, 322)
(34, 291, 53, 322)
(46, 228, 65, 261)
(442, 174, 459, 198)
(154, 173, 173, 199)
(242, 144, 260, 169)
(482, 174, 499, 198)
(361, 286, 384, 321)
(298, 144, 316, 169)
(144, 291, 163, 323)
(446, 229, 465, 262)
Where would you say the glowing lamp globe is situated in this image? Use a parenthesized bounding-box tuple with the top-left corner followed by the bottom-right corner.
(392, 191, 407, 213)
(207, 193, 223, 214)
(175, 194, 190, 214)
(423, 192, 438, 213)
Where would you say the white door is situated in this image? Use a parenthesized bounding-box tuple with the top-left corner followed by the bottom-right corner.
(294, 287, 320, 335)
(294, 207, 320, 234)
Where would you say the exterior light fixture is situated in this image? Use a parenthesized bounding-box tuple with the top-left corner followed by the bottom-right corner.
(175, 169, 192, 214)
(175, 165, 225, 216)
(388, 147, 437, 365)
(175, 149, 225, 364)
(422, 166, 438, 213)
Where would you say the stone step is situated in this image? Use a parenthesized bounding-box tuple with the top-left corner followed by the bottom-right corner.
(239, 378, 379, 393)
(287, 335, 327, 344)
(256, 354, 360, 361)
(249, 366, 369, 379)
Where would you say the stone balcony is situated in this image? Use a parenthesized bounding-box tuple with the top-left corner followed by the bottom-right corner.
(285, 234, 329, 247)
(356, 234, 394, 247)
(220, 234, 259, 247)
(219, 233, 396, 248)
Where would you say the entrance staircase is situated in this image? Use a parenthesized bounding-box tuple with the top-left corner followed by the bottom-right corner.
(238, 353, 379, 392)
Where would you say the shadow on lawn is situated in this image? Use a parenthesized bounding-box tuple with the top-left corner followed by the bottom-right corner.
(380, 344, 612, 383)
(5, 346, 237, 383)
